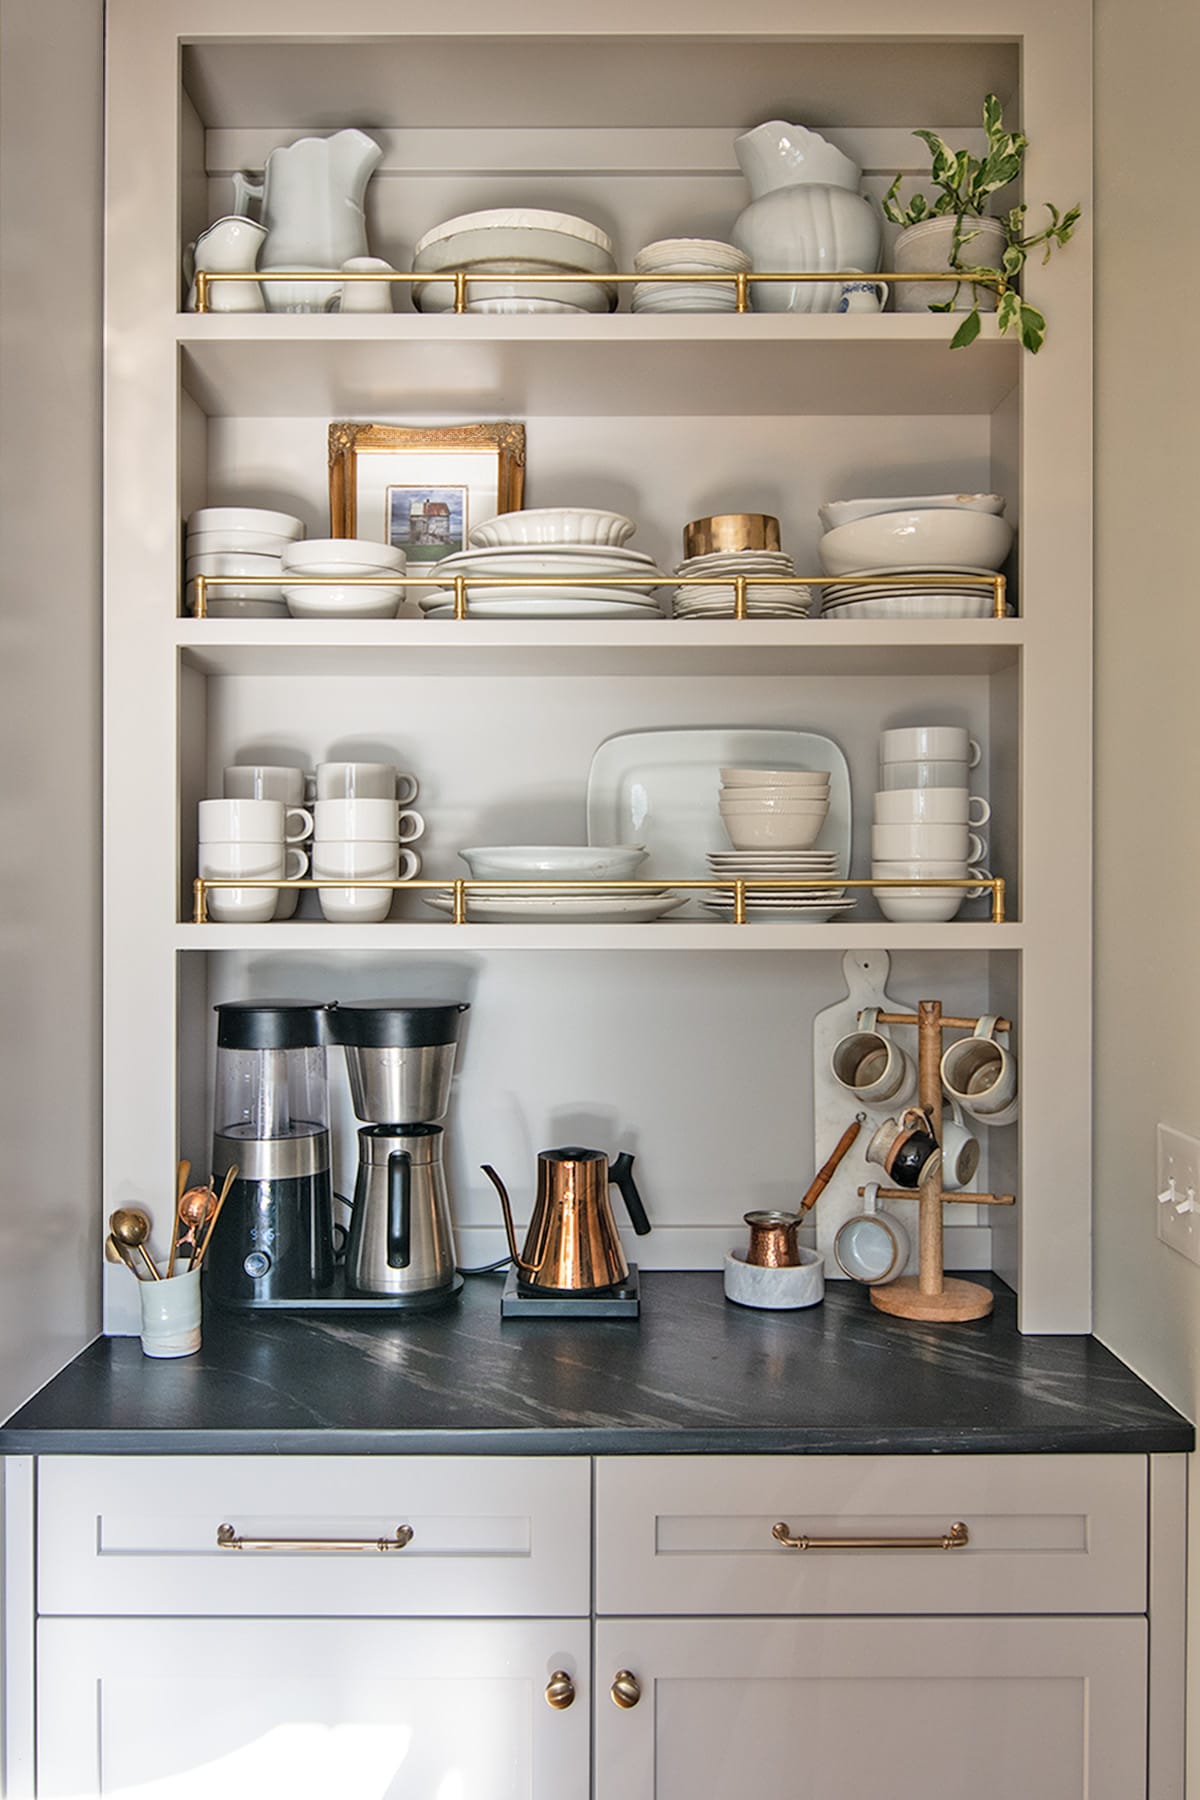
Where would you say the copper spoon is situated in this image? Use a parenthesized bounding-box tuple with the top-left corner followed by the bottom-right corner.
(109, 1208, 161, 1281)
(167, 1158, 191, 1279)
(177, 1184, 216, 1271)
(106, 1231, 145, 1280)
(192, 1164, 239, 1271)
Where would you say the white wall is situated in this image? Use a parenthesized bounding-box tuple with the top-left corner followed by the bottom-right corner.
(1092, 0, 1200, 1785)
(0, 0, 104, 1417)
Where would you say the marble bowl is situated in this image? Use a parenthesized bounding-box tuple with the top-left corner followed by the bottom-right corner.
(724, 1247, 825, 1309)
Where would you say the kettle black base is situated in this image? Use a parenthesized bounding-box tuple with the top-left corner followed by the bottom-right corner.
(501, 1263, 641, 1319)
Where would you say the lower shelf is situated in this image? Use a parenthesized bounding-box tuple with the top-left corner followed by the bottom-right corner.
(172, 921, 1024, 951)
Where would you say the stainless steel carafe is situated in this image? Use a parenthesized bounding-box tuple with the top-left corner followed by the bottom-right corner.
(344, 1124, 456, 1296)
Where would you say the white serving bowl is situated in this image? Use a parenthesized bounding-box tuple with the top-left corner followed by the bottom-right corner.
(284, 584, 403, 619)
(818, 509, 1014, 575)
(283, 538, 406, 573)
(818, 493, 1006, 533)
(459, 844, 648, 881)
(413, 208, 615, 265)
(186, 550, 282, 579)
(470, 508, 636, 549)
(186, 528, 298, 557)
(186, 507, 303, 538)
(720, 767, 830, 788)
(722, 813, 826, 850)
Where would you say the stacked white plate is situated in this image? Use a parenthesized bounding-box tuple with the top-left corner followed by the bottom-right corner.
(702, 849, 854, 921)
(410, 208, 618, 315)
(423, 887, 686, 923)
(673, 548, 812, 618)
(632, 238, 750, 314)
(820, 564, 1000, 620)
(423, 512, 666, 619)
(185, 506, 303, 618)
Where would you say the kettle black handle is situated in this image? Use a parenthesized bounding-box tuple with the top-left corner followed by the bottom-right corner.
(609, 1151, 651, 1236)
(387, 1150, 412, 1269)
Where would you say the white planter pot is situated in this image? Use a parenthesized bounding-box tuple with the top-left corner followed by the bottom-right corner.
(892, 215, 1008, 313)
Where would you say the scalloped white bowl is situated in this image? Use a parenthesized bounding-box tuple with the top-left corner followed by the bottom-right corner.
(470, 508, 636, 549)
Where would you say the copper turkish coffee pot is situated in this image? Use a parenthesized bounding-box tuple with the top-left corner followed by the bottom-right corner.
(482, 1146, 651, 1294)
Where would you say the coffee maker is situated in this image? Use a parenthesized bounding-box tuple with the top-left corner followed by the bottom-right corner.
(206, 1000, 338, 1309)
(331, 1000, 470, 1310)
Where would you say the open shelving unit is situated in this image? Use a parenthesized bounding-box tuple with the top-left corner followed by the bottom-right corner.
(104, 0, 1092, 1335)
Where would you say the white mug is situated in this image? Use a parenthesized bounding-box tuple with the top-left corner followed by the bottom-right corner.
(200, 841, 308, 923)
(879, 759, 977, 791)
(873, 788, 991, 827)
(314, 798, 425, 844)
(198, 798, 312, 844)
(316, 762, 419, 803)
(873, 863, 993, 923)
(942, 1097, 982, 1188)
(223, 764, 308, 805)
(830, 1007, 918, 1107)
(337, 256, 396, 313)
(880, 726, 981, 766)
(834, 1184, 911, 1285)
(941, 1014, 1018, 1122)
(314, 838, 411, 923)
(871, 824, 987, 864)
(837, 276, 889, 313)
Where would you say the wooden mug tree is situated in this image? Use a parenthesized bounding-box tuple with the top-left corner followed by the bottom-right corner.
(863, 1000, 1015, 1322)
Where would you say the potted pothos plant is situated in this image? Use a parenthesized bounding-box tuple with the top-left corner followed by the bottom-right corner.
(881, 93, 1081, 352)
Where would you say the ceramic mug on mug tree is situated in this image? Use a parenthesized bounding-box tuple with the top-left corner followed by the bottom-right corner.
(830, 1007, 917, 1108)
(940, 1015, 1018, 1125)
(834, 1183, 911, 1285)
(865, 1107, 943, 1189)
(942, 1096, 982, 1187)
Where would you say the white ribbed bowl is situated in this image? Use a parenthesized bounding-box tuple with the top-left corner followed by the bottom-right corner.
(470, 508, 636, 549)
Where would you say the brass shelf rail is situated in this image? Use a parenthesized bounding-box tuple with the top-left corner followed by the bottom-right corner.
(191, 874, 1007, 926)
(193, 266, 1007, 315)
(190, 570, 1008, 621)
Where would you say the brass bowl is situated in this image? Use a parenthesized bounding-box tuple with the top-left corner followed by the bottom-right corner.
(683, 513, 781, 558)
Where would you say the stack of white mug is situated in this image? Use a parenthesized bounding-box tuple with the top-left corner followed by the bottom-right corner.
(311, 761, 424, 923)
(202, 761, 423, 922)
(871, 726, 992, 922)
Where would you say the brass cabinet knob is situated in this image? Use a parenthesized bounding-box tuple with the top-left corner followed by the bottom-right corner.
(545, 1670, 576, 1710)
(611, 1669, 641, 1709)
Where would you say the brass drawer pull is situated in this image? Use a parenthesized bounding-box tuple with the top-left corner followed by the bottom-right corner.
(217, 1523, 414, 1553)
(611, 1670, 641, 1708)
(545, 1671, 576, 1710)
(772, 1520, 969, 1551)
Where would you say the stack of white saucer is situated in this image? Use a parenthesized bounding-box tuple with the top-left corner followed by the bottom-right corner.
(185, 506, 304, 619)
(632, 238, 750, 313)
(673, 545, 812, 618)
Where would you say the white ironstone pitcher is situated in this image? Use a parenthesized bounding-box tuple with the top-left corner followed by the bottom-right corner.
(232, 128, 382, 312)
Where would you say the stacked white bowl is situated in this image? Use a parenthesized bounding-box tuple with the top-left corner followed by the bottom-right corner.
(410, 209, 617, 315)
(815, 492, 1012, 619)
(185, 507, 304, 618)
(281, 538, 407, 619)
(632, 238, 750, 313)
(421, 508, 665, 621)
(871, 726, 992, 921)
(718, 766, 831, 850)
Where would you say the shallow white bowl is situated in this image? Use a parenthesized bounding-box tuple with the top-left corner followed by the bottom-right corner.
(723, 785, 829, 804)
(818, 510, 1014, 575)
(186, 550, 282, 579)
(186, 529, 298, 557)
(722, 817, 826, 851)
(284, 584, 402, 619)
(720, 767, 830, 788)
(283, 538, 406, 573)
(818, 493, 1006, 532)
(469, 508, 636, 549)
(413, 208, 615, 260)
(874, 888, 965, 923)
(459, 844, 648, 881)
(186, 507, 303, 538)
(720, 796, 830, 814)
(198, 597, 290, 620)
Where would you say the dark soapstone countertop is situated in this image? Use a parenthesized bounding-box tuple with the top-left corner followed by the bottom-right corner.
(0, 1272, 1190, 1456)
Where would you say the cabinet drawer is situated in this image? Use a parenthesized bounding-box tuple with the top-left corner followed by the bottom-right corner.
(38, 1455, 590, 1617)
(595, 1454, 1146, 1616)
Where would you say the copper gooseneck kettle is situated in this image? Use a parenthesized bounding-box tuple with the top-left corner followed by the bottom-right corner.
(482, 1147, 651, 1294)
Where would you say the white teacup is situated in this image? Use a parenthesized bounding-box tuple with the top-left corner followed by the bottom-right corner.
(834, 1184, 911, 1285)
(223, 764, 308, 805)
(198, 798, 312, 844)
(200, 841, 309, 923)
(871, 823, 987, 864)
(880, 726, 981, 765)
(314, 839, 417, 923)
(837, 276, 889, 313)
(941, 1014, 1018, 1123)
(872, 862, 992, 923)
(316, 762, 419, 803)
(942, 1098, 982, 1187)
(337, 256, 396, 313)
(873, 787, 991, 827)
(830, 1007, 917, 1107)
(879, 760, 977, 791)
(314, 798, 425, 844)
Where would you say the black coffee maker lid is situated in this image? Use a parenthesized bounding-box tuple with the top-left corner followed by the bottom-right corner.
(215, 1000, 337, 1049)
(330, 1000, 469, 1048)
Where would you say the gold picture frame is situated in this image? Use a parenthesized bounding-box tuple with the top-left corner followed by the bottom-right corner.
(328, 422, 526, 570)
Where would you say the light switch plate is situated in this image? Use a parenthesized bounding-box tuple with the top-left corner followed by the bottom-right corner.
(1156, 1124, 1200, 1263)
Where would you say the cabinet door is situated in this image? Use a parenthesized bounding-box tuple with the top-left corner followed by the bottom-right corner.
(594, 1617, 1146, 1800)
(38, 1617, 589, 1799)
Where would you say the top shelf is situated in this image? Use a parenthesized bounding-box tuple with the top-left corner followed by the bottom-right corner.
(178, 314, 1017, 418)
